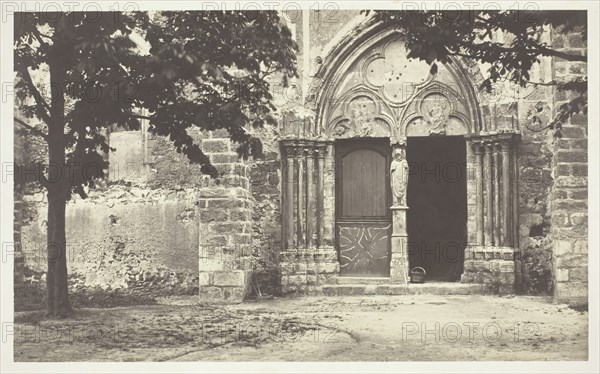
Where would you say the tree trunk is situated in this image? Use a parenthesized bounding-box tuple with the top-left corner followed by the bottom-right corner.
(45, 115, 72, 317)
(45, 107, 72, 317)
(45, 20, 71, 317)
(46, 188, 71, 317)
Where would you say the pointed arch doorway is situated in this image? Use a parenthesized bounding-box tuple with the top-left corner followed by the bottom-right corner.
(279, 26, 520, 294)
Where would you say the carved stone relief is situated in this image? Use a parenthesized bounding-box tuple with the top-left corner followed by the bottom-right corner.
(422, 93, 451, 135)
(331, 118, 391, 138)
(328, 94, 392, 138)
(349, 96, 378, 135)
(524, 101, 552, 132)
(318, 37, 475, 139)
(402, 86, 469, 137)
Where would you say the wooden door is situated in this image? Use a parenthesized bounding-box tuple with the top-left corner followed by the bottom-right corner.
(335, 139, 392, 277)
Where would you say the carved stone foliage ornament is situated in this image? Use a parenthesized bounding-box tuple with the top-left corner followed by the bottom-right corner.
(305, 77, 323, 110)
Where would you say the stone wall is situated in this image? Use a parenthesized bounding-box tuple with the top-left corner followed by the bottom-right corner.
(517, 102, 555, 295)
(249, 149, 282, 295)
(197, 132, 254, 301)
(16, 127, 203, 308)
(279, 249, 339, 296)
(16, 115, 258, 304)
(550, 27, 588, 305)
(463, 246, 516, 295)
(18, 186, 201, 308)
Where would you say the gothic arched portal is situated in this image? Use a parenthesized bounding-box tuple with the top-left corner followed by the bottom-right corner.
(279, 20, 519, 294)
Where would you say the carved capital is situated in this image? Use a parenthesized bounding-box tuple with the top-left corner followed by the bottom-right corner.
(471, 143, 485, 155)
(391, 136, 407, 147)
(315, 146, 327, 159)
(281, 139, 331, 160)
(468, 132, 519, 149)
(280, 143, 296, 159)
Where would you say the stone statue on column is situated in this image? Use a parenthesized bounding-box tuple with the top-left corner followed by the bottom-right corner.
(390, 145, 410, 285)
(391, 148, 409, 206)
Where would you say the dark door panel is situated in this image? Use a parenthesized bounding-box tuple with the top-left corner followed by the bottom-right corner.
(406, 136, 467, 281)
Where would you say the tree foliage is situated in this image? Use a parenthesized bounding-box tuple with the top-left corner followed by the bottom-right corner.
(15, 11, 297, 189)
(367, 10, 587, 131)
(14, 11, 297, 316)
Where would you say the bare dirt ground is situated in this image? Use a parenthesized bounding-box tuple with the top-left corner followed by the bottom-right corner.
(13, 295, 587, 361)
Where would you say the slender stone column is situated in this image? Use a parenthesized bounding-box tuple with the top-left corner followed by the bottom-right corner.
(482, 106, 490, 132)
(493, 143, 501, 246)
(461, 133, 520, 294)
(306, 148, 314, 248)
(324, 142, 335, 247)
(285, 150, 295, 249)
(296, 149, 305, 248)
(501, 142, 511, 246)
(316, 147, 325, 248)
(474, 145, 484, 246)
(511, 137, 521, 289)
(484, 144, 493, 246)
(512, 141, 519, 248)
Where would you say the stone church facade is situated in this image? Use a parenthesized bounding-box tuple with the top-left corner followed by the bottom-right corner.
(15, 11, 588, 307)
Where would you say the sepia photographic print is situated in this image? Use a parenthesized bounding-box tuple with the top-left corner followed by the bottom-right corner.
(0, 1, 598, 372)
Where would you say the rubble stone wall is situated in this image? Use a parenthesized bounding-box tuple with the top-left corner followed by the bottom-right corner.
(550, 28, 588, 306)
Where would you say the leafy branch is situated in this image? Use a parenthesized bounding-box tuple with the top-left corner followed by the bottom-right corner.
(14, 117, 48, 140)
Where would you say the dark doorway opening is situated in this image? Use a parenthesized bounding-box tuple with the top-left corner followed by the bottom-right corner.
(406, 136, 467, 282)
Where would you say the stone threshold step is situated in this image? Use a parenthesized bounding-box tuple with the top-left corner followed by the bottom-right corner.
(336, 277, 391, 285)
(322, 282, 484, 296)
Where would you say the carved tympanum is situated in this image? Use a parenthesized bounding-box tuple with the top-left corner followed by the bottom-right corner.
(364, 40, 432, 105)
